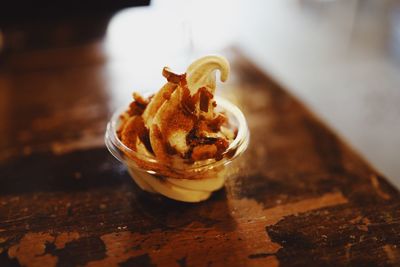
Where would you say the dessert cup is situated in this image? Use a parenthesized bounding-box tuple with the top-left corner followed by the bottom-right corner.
(105, 96, 249, 202)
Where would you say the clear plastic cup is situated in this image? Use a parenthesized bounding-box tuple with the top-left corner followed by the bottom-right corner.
(105, 96, 249, 202)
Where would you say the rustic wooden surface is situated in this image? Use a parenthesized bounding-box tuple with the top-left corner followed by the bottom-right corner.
(0, 26, 400, 267)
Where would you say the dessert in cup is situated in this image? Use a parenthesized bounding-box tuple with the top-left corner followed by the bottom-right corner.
(105, 56, 249, 202)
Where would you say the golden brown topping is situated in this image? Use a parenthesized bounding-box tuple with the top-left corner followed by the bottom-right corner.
(208, 114, 227, 132)
(198, 87, 213, 112)
(162, 67, 185, 84)
(160, 106, 194, 142)
(120, 117, 141, 150)
(127, 93, 149, 116)
(191, 144, 218, 161)
(118, 57, 235, 171)
(133, 92, 149, 106)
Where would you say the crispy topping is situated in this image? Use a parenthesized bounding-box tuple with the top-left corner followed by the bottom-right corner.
(208, 114, 227, 132)
(118, 56, 235, 171)
(120, 117, 141, 150)
(133, 92, 149, 106)
(199, 87, 213, 112)
(163, 67, 185, 84)
(127, 93, 149, 116)
(191, 144, 218, 161)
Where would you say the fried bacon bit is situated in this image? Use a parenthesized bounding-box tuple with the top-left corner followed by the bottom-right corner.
(127, 92, 150, 116)
(162, 67, 185, 84)
(133, 92, 149, 106)
(187, 137, 229, 161)
(212, 100, 217, 107)
(127, 102, 143, 116)
(208, 114, 227, 132)
(195, 114, 226, 134)
(191, 144, 218, 161)
(198, 87, 213, 112)
(181, 83, 214, 115)
(185, 119, 230, 161)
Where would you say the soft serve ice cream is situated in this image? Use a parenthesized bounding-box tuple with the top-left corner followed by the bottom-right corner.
(114, 56, 244, 202)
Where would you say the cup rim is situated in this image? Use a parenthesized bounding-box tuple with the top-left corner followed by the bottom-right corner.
(105, 96, 249, 172)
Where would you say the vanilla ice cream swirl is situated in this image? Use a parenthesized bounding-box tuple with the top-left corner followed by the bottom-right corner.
(107, 56, 248, 202)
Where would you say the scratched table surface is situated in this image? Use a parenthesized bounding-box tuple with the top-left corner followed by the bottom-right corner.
(1, 20, 400, 267)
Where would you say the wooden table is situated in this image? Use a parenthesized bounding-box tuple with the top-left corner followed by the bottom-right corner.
(0, 24, 399, 267)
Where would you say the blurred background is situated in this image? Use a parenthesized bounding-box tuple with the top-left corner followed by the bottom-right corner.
(1, 0, 399, 187)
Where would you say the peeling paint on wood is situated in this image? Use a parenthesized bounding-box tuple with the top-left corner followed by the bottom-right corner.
(8, 233, 57, 267)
